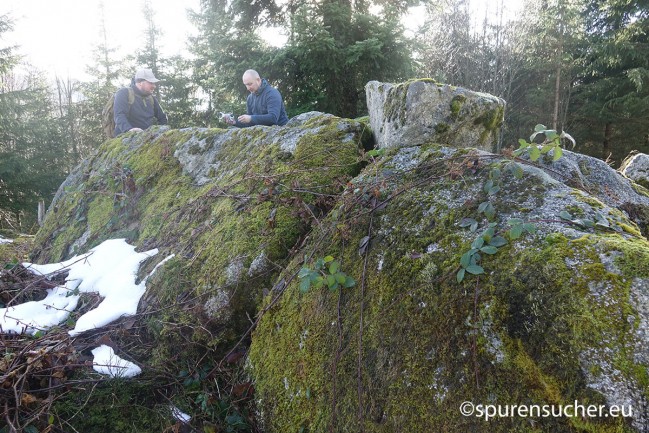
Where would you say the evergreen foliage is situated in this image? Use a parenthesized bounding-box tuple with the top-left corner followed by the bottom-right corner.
(270, 1, 414, 117)
(570, 0, 649, 161)
(0, 17, 67, 229)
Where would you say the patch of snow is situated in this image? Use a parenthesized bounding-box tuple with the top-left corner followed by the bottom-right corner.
(0, 236, 13, 244)
(0, 239, 171, 336)
(0, 286, 79, 334)
(170, 405, 192, 423)
(92, 344, 141, 378)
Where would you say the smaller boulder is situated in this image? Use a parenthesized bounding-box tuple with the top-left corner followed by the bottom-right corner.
(365, 79, 505, 151)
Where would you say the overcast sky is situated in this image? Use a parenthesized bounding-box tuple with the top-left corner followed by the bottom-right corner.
(2, 0, 201, 81)
(1, 0, 522, 84)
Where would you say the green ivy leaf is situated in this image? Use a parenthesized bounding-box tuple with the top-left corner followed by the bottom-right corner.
(465, 265, 485, 275)
(329, 261, 340, 274)
(489, 236, 508, 247)
(471, 237, 485, 250)
(299, 278, 312, 293)
(484, 202, 496, 220)
(456, 268, 466, 283)
(529, 146, 541, 161)
(343, 276, 356, 288)
(459, 218, 476, 228)
(367, 149, 385, 157)
(460, 251, 473, 268)
(508, 225, 523, 239)
(559, 211, 573, 221)
(545, 130, 559, 141)
(298, 267, 311, 278)
(480, 246, 498, 255)
(510, 163, 524, 179)
(484, 179, 494, 194)
(334, 272, 347, 284)
(482, 227, 494, 242)
(522, 223, 536, 234)
(323, 256, 334, 263)
(552, 146, 563, 161)
(580, 219, 595, 228)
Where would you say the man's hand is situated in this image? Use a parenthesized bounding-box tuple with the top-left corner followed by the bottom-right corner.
(237, 114, 252, 124)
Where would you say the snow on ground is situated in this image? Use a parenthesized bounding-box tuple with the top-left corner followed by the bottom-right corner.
(0, 235, 13, 244)
(171, 405, 192, 423)
(0, 238, 174, 378)
(91, 344, 142, 378)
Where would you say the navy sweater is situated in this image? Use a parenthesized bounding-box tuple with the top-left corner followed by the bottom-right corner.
(236, 79, 288, 127)
(114, 84, 167, 136)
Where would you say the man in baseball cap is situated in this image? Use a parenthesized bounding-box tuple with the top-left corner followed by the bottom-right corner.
(134, 68, 160, 83)
(113, 68, 167, 136)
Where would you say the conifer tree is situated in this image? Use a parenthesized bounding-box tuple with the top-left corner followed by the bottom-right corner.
(188, 0, 264, 126)
(570, 0, 649, 161)
(0, 17, 67, 228)
(77, 1, 127, 154)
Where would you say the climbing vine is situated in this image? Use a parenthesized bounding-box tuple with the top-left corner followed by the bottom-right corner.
(456, 125, 574, 283)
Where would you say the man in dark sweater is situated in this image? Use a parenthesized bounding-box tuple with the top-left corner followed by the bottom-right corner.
(223, 69, 288, 127)
(113, 68, 168, 136)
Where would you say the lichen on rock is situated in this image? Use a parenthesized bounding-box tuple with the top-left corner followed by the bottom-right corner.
(365, 79, 505, 152)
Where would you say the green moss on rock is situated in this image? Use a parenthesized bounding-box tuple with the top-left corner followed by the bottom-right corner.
(249, 145, 648, 432)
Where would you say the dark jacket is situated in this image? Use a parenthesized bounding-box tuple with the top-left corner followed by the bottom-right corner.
(236, 79, 288, 127)
(114, 83, 167, 136)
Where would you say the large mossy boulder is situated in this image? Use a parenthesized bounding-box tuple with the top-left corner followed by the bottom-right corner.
(21, 80, 649, 432)
(248, 147, 649, 429)
(31, 112, 369, 371)
(365, 79, 505, 152)
(23, 113, 368, 431)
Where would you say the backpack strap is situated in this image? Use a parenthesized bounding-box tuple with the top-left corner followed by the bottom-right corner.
(128, 86, 154, 108)
(127, 87, 135, 105)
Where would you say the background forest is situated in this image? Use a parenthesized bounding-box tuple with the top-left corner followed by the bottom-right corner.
(0, 0, 648, 232)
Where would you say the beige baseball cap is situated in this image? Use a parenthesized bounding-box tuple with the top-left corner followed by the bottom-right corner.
(134, 68, 160, 83)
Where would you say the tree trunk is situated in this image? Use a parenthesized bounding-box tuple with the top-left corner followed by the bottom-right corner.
(603, 122, 613, 159)
(552, 63, 561, 130)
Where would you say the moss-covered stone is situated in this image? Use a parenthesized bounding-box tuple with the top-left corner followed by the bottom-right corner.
(249, 144, 649, 432)
(27, 116, 365, 432)
(366, 79, 505, 152)
(18, 88, 649, 433)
